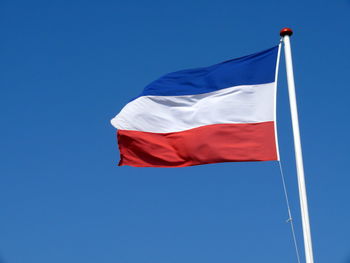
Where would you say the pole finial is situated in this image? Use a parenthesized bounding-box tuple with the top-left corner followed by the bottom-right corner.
(280, 27, 293, 37)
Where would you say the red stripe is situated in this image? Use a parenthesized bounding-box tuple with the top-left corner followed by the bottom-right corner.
(117, 122, 278, 167)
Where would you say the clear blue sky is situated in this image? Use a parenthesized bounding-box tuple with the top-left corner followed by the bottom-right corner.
(1, 0, 350, 262)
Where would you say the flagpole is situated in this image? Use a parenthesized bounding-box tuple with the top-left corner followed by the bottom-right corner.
(280, 28, 314, 263)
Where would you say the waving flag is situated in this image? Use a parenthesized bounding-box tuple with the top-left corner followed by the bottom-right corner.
(111, 46, 281, 167)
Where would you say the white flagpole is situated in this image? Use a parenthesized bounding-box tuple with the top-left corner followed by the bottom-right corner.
(280, 28, 315, 263)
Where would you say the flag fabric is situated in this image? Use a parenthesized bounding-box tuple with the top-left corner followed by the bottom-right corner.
(111, 45, 281, 167)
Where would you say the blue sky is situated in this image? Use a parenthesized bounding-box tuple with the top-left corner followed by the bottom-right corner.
(1, 0, 350, 262)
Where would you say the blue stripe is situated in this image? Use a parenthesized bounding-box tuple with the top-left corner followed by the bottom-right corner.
(136, 45, 279, 98)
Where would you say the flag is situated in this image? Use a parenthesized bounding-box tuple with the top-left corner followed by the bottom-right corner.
(111, 46, 280, 167)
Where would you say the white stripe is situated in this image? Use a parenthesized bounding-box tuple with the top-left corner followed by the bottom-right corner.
(111, 82, 276, 133)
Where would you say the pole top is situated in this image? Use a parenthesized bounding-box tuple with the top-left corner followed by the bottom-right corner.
(280, 27, 293, 37)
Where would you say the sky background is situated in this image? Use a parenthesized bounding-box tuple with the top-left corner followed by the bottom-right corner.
(1, 0, 350, 262)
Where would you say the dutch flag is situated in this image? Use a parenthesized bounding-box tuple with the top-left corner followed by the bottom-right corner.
(111, 45, 281, 167)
